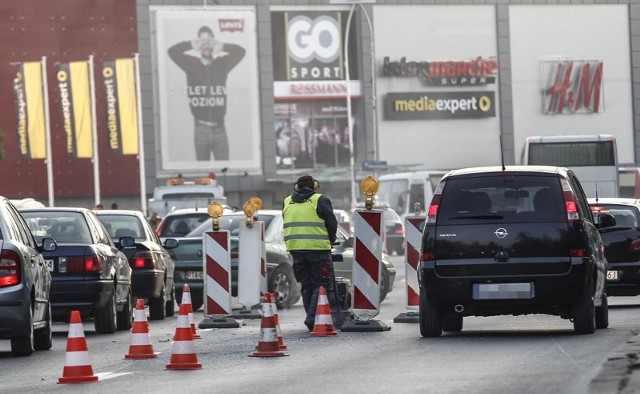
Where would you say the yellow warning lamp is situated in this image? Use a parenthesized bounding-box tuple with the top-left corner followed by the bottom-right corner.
(242, 196, 262, 228)
(360, 176, 379, 211)
(207, 202, 224, 231)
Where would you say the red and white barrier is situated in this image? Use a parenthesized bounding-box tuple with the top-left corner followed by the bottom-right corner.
(351, 209, 383, 320)
(404, 216, 423, 309)
(238, 221, 265, 309)
(260, 223, 267, 296)
(203, 231, 232, 316)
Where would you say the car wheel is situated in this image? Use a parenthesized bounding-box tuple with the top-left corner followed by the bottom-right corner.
(149, 287, 166, 320)
(269, 265, 295, 309)
(442, 314, 463, 332)
(190, 295, 203, 312)
(595, 293, 609, 329)
(11, 305, 35, 357)
(419, 287, 442, 337)
(165, 286, 176, 317)
(572, 296, 596, 335)
(117, 290, 133, 331)
(95, 290, 117, 334)
(379, 268, 390, 302)
(34, 302, 53, 350)
(396, 247, 405, 256)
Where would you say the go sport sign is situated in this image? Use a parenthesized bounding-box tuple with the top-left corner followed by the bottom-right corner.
(384, 91, 495, 120)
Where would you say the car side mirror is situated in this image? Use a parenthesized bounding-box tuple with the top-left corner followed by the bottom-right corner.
(596, 213, 616, 229)
(163, 238, 179, 249)
(418, 220, 426, 232)
(41, 237, 57, 252)
(119, 236, 136, 248)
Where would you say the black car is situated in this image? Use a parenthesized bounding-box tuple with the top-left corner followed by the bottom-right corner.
(96, 210, 178, 320)
(418, 166, 614, 337)
(0, 197, 56, 356)
(589, 198, 640, 296)
(20, 207, 133, 334)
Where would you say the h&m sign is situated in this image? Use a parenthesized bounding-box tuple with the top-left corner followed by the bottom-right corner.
(542, 59, 604, 114)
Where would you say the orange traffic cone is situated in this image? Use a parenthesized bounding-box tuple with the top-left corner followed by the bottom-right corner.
(249, 293, 288, 357)
(125, 298, 157, 359)
(166, 303, 202, 370)
(255, 293, 287, 350)
(181, 284, 201, 339)
(58, 310, 98, 384)
(311, 286, 337, 337)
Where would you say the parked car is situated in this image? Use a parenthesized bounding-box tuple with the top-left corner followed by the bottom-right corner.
(0, 197, 56, 356)
(156, 206, 235, 239)
(353, 202, 406, 256)
(95, 209, 178, 320)
(589, 198, 640, 296)
(418, 166, 614, 337)
(20, 207, 133, 334)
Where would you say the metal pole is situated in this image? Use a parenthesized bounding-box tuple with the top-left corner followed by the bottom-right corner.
(358, 4, 378, 161)
(88, 55, 101, 207)
(134, 54, 148, 214)
(41, 56, 55, 207)
(345, 4, 357, 211)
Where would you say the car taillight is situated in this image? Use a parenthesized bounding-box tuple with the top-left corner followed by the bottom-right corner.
(133, 251, 155, 269)
(420, 252, 435, 261)
(65, 255, 104, 273)
(560, 178, 580, 222)
(394, 228, 404, 235)
(0, 249, 21, 287)
(427, 181, 446, 225)
(570, 249, 586, 257)
(629, 239, 640, 253)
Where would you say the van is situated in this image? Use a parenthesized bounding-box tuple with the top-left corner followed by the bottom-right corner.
(418, 165, 615, 337)
(377, 170, 448, 221)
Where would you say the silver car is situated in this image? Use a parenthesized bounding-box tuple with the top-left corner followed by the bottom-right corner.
(0, 197, 56, 356)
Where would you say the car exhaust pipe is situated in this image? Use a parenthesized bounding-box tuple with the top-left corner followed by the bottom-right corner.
(454, 304, 464, 313)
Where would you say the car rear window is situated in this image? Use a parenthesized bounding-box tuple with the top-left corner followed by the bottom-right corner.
(438, 174, 565, 224)
(591, 204, 639, 228)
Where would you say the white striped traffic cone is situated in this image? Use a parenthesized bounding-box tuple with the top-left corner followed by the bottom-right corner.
(249, 293, 288, 357)
(181, 284, 201, 339)
(166, 303, 202, 370)
(58, 310, 98, 384)
(311, 286, 337, 337)
(125, 298, 157, 359)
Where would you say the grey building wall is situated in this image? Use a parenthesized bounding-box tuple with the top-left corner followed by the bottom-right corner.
(136, 0, 640, 210)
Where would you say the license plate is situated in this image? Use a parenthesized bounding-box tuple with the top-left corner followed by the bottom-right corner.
(186, 271, 203, 280)
(606, 270, 619, 281)
(44, 259, 54, 272)
(473, 283, 534, 300)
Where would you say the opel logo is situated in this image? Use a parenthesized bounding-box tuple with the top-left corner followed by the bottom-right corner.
(494, 228, 508, 239)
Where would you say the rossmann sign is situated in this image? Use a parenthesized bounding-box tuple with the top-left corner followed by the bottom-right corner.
(384, 91, 496, 120)
(382, 56, 498, 86)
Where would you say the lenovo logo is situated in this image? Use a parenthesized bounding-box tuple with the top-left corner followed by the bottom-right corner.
(543, 59, 604, 114)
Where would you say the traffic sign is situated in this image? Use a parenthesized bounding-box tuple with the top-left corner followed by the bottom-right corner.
(362, 160, 388, 171)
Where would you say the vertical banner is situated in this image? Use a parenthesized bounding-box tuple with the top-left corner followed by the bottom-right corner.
(102, 58, 139, 155)
(55, 61, 93, 158)
(13, 61, 46, 159)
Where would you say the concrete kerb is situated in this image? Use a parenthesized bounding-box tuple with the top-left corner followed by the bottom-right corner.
(590, 332, 640, 393)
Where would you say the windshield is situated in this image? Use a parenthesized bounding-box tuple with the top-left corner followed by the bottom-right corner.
(188, 214, 275, 237)
(377, 179, 409, 214)
(97, 214, 146, 240)
(22, 211, 93, 244)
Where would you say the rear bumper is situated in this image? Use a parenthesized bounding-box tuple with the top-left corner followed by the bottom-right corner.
(50, 278, 114, 320)
(174, 266, 205, 302)
(131, 269, 164, 299)
(606, 265, 640, 296)
(0, 285, 30, 339)
(420, 261, 592, 317)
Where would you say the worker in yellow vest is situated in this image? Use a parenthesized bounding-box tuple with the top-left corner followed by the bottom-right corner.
(283, 175, 338, 331)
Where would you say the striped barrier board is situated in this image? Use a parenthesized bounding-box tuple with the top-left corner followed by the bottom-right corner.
(351, 209, 383, 320)
(405, 216, 423, 309)
(199, 230, 239, 329)
(236, 221, 264, 316)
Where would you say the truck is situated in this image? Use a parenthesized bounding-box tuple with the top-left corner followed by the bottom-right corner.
(376, 170, 448, 221)
(147, 176, 226, 218)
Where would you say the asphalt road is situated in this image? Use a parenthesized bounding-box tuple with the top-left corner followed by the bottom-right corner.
(1, 254, 639, 394)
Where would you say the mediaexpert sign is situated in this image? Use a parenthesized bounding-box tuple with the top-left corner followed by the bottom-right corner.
(384, 91, 495, 120)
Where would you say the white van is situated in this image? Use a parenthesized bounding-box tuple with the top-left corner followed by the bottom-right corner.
(377, 170, 448, 221)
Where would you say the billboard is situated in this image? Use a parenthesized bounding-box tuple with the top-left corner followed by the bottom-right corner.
(152, 7, 260, 172)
